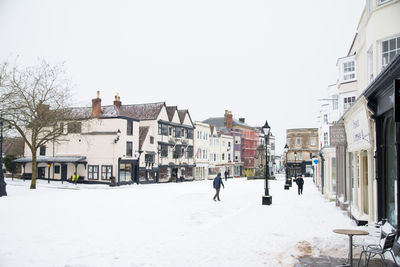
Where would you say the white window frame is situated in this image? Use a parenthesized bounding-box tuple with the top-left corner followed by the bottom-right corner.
(367, 46, 374, 82)
(343, 61, 356, 81)
(377, 0, 392, 6)
(380, 34, 400, 70)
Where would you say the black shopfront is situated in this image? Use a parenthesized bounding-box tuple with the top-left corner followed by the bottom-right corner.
(364, 54, 400, 228)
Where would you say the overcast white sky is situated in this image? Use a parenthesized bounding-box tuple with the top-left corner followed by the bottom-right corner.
(0, 0, 365, 153)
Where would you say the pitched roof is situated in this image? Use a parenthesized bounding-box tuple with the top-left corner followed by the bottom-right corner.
(177, 110, 187, 124)
(166, 106, 177, 122)
(2, 137, 24, 156)
(119, 102, 165, 120)
(70, 102, 165, 121)
(139, 126, 150, 150)
(203, 117, 254, 130)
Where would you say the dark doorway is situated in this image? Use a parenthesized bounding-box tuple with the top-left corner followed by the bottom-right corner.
(61, 164, 68, 181)
(37, 167, 46, 178)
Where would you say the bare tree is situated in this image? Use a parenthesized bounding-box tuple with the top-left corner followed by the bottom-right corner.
(0, 59, 73, 189)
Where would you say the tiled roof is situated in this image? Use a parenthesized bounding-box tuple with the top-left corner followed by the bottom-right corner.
(139, 126, 150, 149)
(70, 102, 165, 121)
(119, 102, 164, 120)
(2, 137, 24, 156)
(177, 110, 187, 124)
(203, 117, 254, 129)
(166, 106, 177, 122)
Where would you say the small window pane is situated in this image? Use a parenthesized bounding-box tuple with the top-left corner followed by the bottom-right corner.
(389, 39, 396, 50)
(382, 41, 389, 52)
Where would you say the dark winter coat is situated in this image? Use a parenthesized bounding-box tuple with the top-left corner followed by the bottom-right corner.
(296, 177, 304, 187)
(213, 174, 224, 189)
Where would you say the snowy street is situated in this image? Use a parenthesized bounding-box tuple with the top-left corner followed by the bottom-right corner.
(0, 174, 357, 267)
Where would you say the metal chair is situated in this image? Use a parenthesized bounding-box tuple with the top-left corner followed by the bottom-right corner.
(356, 233, 398, 267)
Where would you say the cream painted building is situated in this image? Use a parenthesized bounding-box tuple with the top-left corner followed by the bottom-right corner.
(16, 93, 141, 184)
(193, 122, 211, 180)
(16, 93, 195, 184)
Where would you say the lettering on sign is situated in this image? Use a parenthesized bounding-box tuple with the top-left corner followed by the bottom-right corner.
(330, 124, 346, 146)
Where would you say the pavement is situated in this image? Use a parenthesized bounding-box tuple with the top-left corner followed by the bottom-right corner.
(295, 255, 397, 266)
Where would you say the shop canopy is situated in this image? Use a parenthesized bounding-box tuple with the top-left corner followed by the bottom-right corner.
(13, 156, 87, 164)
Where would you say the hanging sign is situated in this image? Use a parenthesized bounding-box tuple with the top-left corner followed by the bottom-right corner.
(312, 158, 319, 165)
(329, 123, 346, 146)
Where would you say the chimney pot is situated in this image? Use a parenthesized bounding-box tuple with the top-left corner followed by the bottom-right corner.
(114, 93, 122, 108)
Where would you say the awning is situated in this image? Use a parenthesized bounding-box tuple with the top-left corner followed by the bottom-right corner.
(13, 156, 87, 164)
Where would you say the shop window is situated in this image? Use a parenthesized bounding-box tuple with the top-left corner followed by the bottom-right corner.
(54, 165, 60, 174)
(101, 165, 112, 180)
(88, 165, 99, 180)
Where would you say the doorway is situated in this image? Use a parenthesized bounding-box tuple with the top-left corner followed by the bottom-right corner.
(362, 150, 369, 215)
(61, 164, 67, 181)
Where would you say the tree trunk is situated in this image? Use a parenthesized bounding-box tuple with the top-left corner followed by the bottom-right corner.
(30, 154, 37, 189)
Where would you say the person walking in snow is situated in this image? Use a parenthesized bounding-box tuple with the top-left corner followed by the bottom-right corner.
(224, 170, 228, 181)
(295, 175, 304, 195)
(213, 173, 224, 201)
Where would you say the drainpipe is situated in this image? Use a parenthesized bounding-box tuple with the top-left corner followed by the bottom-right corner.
(320, 152, 325, 195)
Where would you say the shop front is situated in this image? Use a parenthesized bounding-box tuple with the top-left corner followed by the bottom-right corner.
(364, 56, 400, 227)
(344, 96, 375, 225)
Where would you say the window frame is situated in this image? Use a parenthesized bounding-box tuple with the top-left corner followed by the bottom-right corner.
(126, 141, 133, 157)
(88, 165, 99, 180)
(101, 165, 113, 180)
(380, 34, 400, 69)
(127, 120, 133, 136)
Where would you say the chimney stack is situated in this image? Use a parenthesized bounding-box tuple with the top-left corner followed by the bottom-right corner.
(113, 93, 122, 108)
(239, 118, 245, 123)
(224, 110, 233, 129)
(92, 91, 102, 118)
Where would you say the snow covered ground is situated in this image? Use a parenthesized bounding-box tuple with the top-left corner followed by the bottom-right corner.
(0, 174, 359, 267)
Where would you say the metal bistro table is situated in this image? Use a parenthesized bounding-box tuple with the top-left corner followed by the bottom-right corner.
(333, 229, 369, 267)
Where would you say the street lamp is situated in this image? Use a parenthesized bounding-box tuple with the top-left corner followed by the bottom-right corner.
(114, 129, 121, 143)
(294, 151, 297, 178)
(284, 144, 288, 179)
(262, 120, 272, 205)
(0, 113, 7, 197)
(283, 144, 290, 189)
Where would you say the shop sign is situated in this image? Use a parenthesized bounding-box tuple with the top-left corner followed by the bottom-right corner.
(344, 103, 371, 152)
(329, 123, 346, 146)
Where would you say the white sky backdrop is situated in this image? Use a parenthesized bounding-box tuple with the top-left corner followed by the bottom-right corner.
(0, 0, 365, 153)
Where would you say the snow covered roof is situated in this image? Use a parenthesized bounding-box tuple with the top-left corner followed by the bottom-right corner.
(13, 156, 87, 163)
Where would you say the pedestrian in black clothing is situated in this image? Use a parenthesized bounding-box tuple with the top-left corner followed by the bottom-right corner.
(295, 175, 304, 195)
(224, 170, 228, 181)
(213, 173, 224, 201)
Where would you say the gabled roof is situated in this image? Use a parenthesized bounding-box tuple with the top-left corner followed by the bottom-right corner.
(177, 110, 187, 124)
(119, 102, 165, 120)
(139, 126, 150, 150)
(166, 106, 177, 122)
